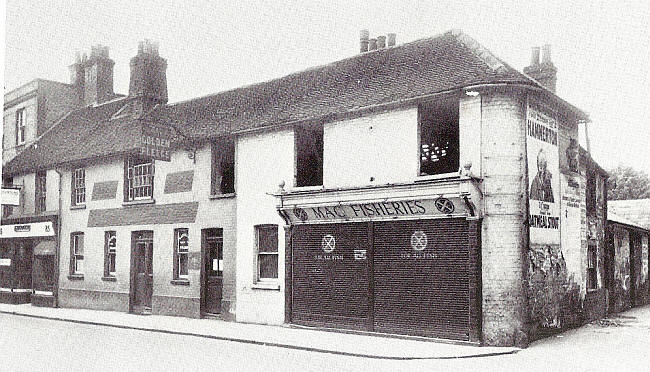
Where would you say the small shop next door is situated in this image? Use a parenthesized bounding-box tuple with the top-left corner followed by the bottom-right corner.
(130, 231, 153, 313)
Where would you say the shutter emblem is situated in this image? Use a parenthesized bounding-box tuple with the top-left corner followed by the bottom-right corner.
(321, 234, 336, 253)
(411, 231, 428, 251)
(293, 207, 309, 221)
(434, 197, 455, 214)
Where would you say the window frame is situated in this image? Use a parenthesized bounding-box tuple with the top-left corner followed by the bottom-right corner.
(72, 168, 86, 206)
(255, 224, 279, 282)
(173, 228, 189, 280)
(16, 108, 26, 145)
(587, 243, 598, 290)
(35, 170, 47, 213)
(104, 231, 117, 277)
(124, 155, 155, 202)
(210, 139, 236, 195)
(70, 232, 84, 276)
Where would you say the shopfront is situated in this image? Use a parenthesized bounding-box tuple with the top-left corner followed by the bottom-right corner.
(0, 215, 58, 306)
(278, 179, 483, 341)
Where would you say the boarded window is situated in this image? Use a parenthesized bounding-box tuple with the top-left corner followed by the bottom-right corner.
(256, 224, 278, 280)
(211, 139, 235, 195)
(419, 100, 459, 176)
(295, 125, 323, 187)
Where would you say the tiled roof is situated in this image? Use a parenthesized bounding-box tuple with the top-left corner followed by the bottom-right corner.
(3, 98, 144, 176)
(609, 199, 650, 230)
(148, 30, 561, 139)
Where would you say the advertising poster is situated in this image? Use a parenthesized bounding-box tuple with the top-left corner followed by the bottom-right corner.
(527, 102, 560, 245)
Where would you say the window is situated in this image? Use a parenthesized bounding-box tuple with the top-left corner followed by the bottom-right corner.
(72, 168, 86, 206)
(70, 233, 84, 275)
(125, 155, 154, 201)
(295, 124, 323, 187)
(35, 171, 47, 213)
(587, 244, 597, 290)
(419, 100, 459, 176)
(104, 231, 117, 277)
(16, 108, 26, 145)
(2, 177, 13, 218)
(173, 228, 189, 280)
(210, 139, 235, 195)
(256, 225, 278, 280)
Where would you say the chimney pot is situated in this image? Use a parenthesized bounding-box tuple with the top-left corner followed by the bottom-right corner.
(369, 38, 377, 51)
(530, 46, 540, 66)
(377, 35, 386, 49)
(387, 33, 396, 47)
(360, 29, 369, 53)
(542, 44, 552, 64)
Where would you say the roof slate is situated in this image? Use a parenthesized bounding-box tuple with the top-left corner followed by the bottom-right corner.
(608, 199, 650, 230)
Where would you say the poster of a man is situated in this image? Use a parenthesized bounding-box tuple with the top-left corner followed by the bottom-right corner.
(530, 148, 555, 202)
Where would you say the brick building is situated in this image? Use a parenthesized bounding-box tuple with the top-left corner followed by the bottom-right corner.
(2, 30, 612, 346)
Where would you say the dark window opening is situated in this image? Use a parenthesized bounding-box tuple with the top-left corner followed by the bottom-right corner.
(256, 224, 278, 280)
(586, 168, 597, 215)
(16, 108, 26, 145)
(2, 177, 14, 218)
(587, 244, 597, 290)
(295, 124, 323, 187)
(125, 155, 154, 201)
(35, 171, 47, 213)
(211, 139, 235, 195)
(419, 100, 459, 176)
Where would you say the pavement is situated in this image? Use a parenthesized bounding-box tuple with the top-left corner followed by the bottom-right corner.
(0, 303, 519, 360)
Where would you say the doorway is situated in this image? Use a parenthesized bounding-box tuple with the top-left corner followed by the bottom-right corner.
(130, 231, 153, 313)
(201, 228, 223, 315)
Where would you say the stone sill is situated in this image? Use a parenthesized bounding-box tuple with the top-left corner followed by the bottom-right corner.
(70, 204, 86, 210)
(170, 279, 190, 286)
(122, 199, 155, 207)
(209, 193, 236, 200)
(67, 274, 84, 281)
(101, 276, 117, 282)
(251, 281, 280, 291)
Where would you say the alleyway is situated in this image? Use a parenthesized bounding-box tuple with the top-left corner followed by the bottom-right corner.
(1, 305, 649, 371)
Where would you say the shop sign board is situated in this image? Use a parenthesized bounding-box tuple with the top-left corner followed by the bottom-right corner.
(140, 123, 173, 162)
(0, 259, 11, 266)
(0, 222, 55, 238)
(527, 102, 560, 245)
(281, 197, 465, 224)
(1, 188, 20, 206)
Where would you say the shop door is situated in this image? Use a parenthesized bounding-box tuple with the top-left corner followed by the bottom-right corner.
(373, 219, 471, 340)
(292, 223, 371, 330)
(202, 229, 223, 315)
(131, 232, 153, 311)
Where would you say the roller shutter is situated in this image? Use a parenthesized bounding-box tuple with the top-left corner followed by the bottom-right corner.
(373, 219, 471, 340)
(291, 223, 371, 330)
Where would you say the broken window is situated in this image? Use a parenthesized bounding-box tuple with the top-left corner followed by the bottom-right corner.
(419, 100, 459, 176)
(211, 139, 235, 195)
(295, 124, 323, 187)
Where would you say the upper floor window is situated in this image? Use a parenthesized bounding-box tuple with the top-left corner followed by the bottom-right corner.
(16, 108, 26, 145)
(419, 100, 459, 176)
(125, 155, 154, 201)
(295, 124, 323, 187)
(72, 168, 86, 206)
(35, 171, 47, 213)
(211, 139, 235, 195)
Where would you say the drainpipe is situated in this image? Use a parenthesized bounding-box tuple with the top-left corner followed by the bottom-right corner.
(54, 168, 63, 308)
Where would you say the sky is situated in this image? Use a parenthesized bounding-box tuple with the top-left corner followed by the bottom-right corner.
(2, 0, 650, 175)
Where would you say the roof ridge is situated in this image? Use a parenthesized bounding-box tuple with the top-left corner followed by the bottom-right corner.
(447, 29, 508, 74)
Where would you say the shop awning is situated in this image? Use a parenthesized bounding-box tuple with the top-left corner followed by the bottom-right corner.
(34, 240, 56, 256)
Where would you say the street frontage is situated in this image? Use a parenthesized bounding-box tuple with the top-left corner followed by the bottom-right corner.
(1, 305, 649, 372)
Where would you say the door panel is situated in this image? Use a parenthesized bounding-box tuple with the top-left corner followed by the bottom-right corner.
(132, 233, 153, 311)
(291, 223, 370, 330)
(203, 229, 223, 314)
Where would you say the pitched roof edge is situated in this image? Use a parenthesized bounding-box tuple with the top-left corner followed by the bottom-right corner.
(448, 29, 508, 73)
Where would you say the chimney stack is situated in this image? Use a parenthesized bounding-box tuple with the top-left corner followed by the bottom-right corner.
(369, 38, 377, 51)
(360, 29, 369, 53)
(524, 44, 558, 93)
(72, 44, 115, 106)
(129, 39, 168, 115)
(387, 33, 396, 47)
(376, 35, 386, 49)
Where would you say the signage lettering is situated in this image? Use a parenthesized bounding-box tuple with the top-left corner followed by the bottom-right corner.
(140, 124, 173, 162)
(0, 222, 55, 238)
(14, 225, 31, 232)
